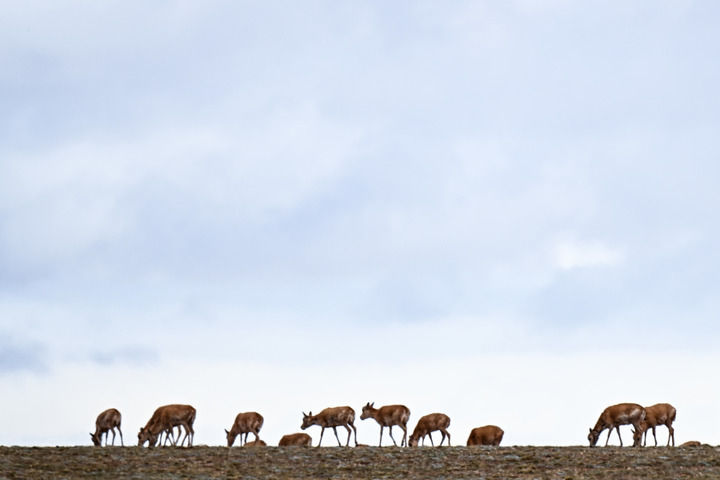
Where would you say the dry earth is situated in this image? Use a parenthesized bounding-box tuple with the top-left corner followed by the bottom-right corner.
(1, 445, 719, 479)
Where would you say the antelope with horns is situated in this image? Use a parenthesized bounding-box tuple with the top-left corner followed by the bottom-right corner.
(466, 425, 504, 446)
(225, 412, 264, 447)
(301, 406, 357, 447)
(278, 433, 313, 446)
(638, 403, 676, 447)
(90, 408, 123, 447)
(138, 404, 196, 448)
(360, 402, 411, 447)
(588, 403, 645, 447)
(408, 413, 451, 447)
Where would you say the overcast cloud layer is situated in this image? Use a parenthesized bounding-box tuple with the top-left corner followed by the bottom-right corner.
(1, 1, 719, 446)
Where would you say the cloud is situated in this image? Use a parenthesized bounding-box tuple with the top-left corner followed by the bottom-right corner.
(553, 239, 625, 270)
(0, 334, 47, 374)
(89, 346, 159, 367)
(0, 105, 361, 279)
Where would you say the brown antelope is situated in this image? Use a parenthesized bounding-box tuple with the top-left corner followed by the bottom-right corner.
(225, 411, 264, 447)
(90, 408, 123, 446)
(360, 402, 410, 447)
(638, 403, 676, 447)
(466, 425, 504, 446)
(160, 426, 182, 446)
(243, 439, 267, 447)
(278, 433, 312, 446)
(151, 421, 185, 447)
(138, 404, 196, 448)
(587, 403, 645, 447)
(301, 406, 357, 447)
(408, 413, 451, 447)
(679, 440, 701, 447)
(159, 406, 195, 447)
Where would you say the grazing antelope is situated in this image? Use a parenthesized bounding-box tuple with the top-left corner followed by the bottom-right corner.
(638, 403, 676, 447)
(301, 406, 358, 447)
(159, 426, 182, 446)
(587, 403, 645, 447)
(243, 439, 267, 447)
(278, 433, 312, 446)
(225, 412, 264, 447)
(90, 408, 123, 447)
(146, 423, 183, 447)
(408, 413, 451, 447)
(138, 404, 196, 448)
(360, 402, 411, 447)
(466, 425, 504, 446)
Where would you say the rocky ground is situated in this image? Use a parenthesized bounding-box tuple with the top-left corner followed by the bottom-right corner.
(1, 445, 719, 479)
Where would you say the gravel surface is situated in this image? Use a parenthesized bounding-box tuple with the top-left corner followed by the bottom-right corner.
(1, 445, 719, 479)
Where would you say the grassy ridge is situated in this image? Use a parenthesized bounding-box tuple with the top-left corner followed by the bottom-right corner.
(1, 445, 719, 479)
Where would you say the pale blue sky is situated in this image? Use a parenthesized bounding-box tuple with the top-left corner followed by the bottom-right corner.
(1, 1, 719, 446)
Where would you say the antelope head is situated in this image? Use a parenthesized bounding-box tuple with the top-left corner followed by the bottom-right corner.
(90, 432, 101, 446)
(301, 411, 313, 430)
(587, 428, 600, 447)
(631, 427, 643, 447)
(225, 428, 235, 447)
(360, 402, 375, 420)
(138, 427, 153, 447)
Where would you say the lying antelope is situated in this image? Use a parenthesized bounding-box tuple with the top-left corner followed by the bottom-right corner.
(679, 440, 701, 448)
(466, 425, 504, 446)
(225, 411, 264, 447)
(588, 403, 645, 447)
(138, 404, 196, 448)
(638, 403, 676, 447)
(243, 439, 267, 447)
(360, 402, 410, 447)
(90, 408, 123, 447)
(301, 406, 357, 447)
(278, 433, 312, 446)
(408, 413, 451, 447)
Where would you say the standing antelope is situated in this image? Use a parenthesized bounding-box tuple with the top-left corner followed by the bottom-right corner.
(225, 411, 264, 447)
(638, 403, 676, 447)
(408, 413, 451, 447)
(90, 408, 123, 447)
(278, 433, 312, 446)
(587, 403, 645, 447)
(466, 425, 504, 446)
(301, 406, 357, 447)
(360, 402, 411, 447)
(138, 404, 196, 448)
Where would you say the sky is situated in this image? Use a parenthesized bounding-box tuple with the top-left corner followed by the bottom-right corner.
(1, 0, 719, 447)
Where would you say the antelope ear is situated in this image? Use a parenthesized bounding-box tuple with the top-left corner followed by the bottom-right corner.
(589, 428, 592, 433)
(302, 411, 306, 417)
(371, 402, 374, 407)
(225, 429, 229, 434)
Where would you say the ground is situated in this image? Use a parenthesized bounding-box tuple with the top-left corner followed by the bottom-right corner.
(1, 445, 719, 479)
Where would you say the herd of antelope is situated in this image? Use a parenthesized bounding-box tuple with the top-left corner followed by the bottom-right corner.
(90, 401, 679, 449)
